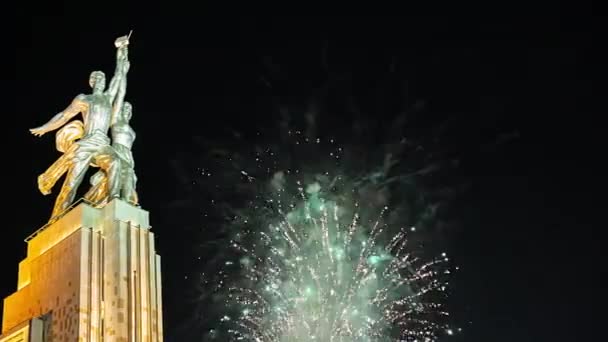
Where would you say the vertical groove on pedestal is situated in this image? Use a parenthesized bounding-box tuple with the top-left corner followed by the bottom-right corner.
(128, 222, 136, 342)
(100, 233, 105, 339)
(91, 231, 101, 342)
(126, 221, 132, 342)
(135, 224, 141, 342)
(139, 227, 149, 342)
(120, 221, 129, 340)
(148, 233, 157, 342)
(80, 227, 91, 342)
(88, 228, 92, 342)
(155, 255, 163, 342)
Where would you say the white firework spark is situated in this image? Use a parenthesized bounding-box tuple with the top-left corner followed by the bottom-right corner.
(222, 180, 454, 341)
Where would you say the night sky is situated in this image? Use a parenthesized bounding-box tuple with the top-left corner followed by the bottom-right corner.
(7, 16, 602, 341)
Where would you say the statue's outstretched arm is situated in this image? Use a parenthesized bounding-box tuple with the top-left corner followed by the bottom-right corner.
(30, 94, 87, 136)
(106, 46, 129, 103)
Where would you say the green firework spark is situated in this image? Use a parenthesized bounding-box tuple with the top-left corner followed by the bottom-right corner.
(223, 178, 454, 341)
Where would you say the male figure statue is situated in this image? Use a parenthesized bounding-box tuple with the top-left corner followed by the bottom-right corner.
(30, 36, 130, 219)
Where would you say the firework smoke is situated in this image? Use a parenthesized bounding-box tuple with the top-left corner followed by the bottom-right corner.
(178, 132, 463, 341)
(169, 47, 468, 339)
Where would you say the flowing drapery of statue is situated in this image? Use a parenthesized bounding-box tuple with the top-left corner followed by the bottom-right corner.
(30, 32, 138, 221)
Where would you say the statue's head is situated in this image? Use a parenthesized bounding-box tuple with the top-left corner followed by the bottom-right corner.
(121, 101, 133, 122)
(89, 71, 106, 93)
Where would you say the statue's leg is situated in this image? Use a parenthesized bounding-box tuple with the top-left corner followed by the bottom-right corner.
(122, 170, 138, 205)
(94, 152, 121, 200)
(38, 147, 76, 195)
(51, 155, 91, 218)
(107, 159, 120, 198)
(84, 170, 109, 205)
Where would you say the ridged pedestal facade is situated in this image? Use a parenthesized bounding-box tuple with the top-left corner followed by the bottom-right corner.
(1, 199, 163, 342)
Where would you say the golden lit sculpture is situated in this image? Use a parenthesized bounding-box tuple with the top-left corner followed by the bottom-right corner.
(85, 37, 137, 207)
(30, 34, 131, 220)
(85, 102, 138, 206)
(37, 120, 85, 195)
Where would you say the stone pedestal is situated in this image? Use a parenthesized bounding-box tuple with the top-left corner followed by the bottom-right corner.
(1, 199, 163, 342)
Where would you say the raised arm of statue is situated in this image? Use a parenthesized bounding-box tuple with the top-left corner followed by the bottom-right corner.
(30, 94, 87, 137)
(106, 45, 129, 103)
(111, 58, 130, 126)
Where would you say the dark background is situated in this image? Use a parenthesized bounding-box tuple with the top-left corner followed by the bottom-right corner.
(7, 16, 602, 341)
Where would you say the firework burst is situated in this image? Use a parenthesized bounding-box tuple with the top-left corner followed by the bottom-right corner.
(221, 176, 454, 341)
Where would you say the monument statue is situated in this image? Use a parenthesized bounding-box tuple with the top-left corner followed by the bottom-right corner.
(2, 31, 163, 342)
(30, 33, 132, 220)
(85, 35, 138, 207)
(85, 101, 138, 206)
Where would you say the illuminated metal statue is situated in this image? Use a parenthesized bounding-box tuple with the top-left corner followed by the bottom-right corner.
(85, 101, 138, 206)
(30, 33, 131, 220)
